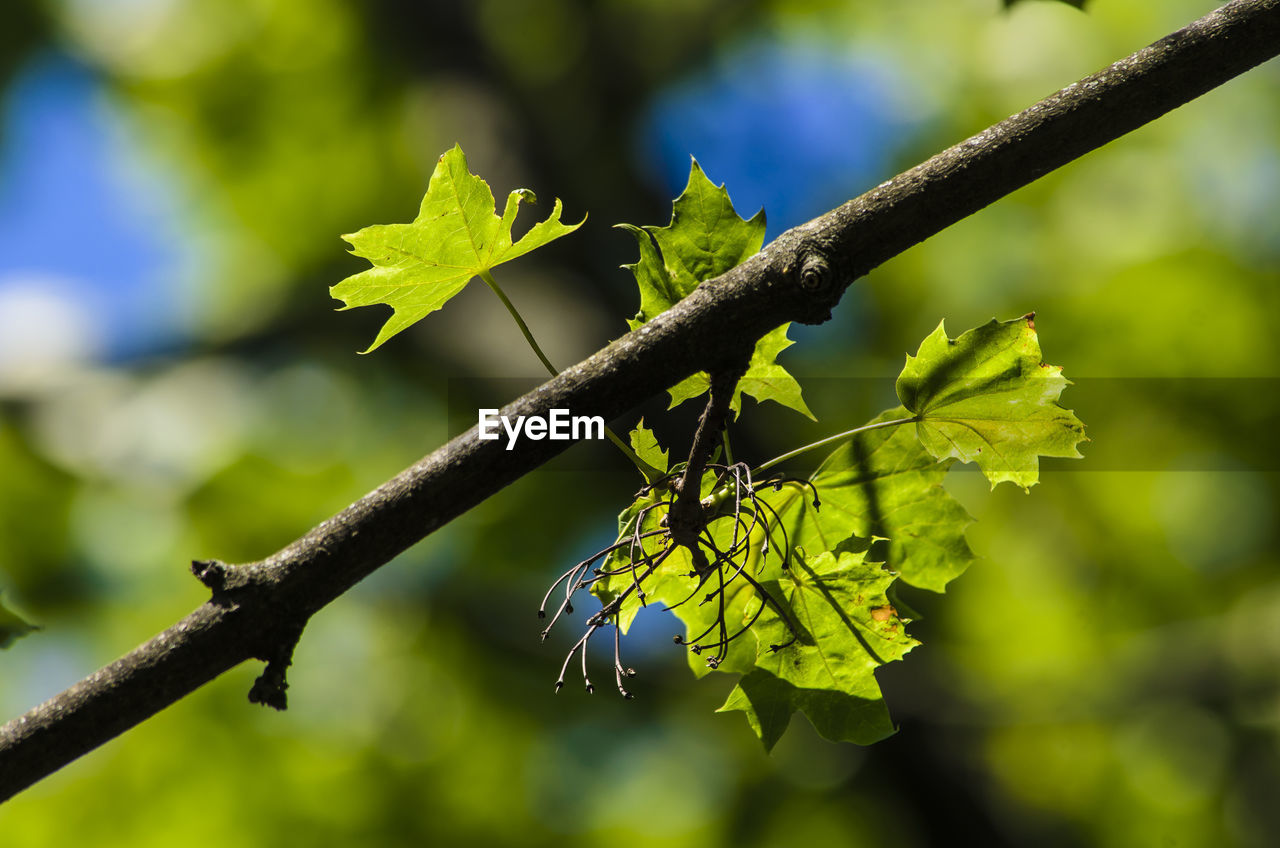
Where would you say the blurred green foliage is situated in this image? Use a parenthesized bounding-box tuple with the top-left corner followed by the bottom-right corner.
(2, 0, 1279, 846)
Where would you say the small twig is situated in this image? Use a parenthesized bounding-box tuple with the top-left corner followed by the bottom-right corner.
(612, 618, 636, 699)
(669, 365, 748, 573)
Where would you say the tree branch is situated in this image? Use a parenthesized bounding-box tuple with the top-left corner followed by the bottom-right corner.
(2, 0, 1277, 803)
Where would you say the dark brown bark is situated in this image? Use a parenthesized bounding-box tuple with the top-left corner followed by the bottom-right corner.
(2, 0, 1277, 803)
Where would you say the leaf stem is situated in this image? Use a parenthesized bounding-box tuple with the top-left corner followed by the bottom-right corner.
(478, 267, 559, 377)
(477, 267, 654, 476)
(752, 416, 919, 474)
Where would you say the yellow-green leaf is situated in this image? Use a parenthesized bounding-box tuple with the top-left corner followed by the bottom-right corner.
(331, 144, 583, 352)
(628, 419, 669, 479)
(721, 548, 917, 749)
(765, 407, 976, 593)
(621, 161, 812, 419)
(896, 315, 1086, 489)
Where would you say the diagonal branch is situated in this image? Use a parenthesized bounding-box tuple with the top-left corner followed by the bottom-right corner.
(2, 0, 1278, 803)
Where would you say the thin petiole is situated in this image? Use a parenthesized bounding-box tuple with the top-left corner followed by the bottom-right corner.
(478, 267, 559, 376)
(477, 267, 658, 478)
(752, 416, 919, 474)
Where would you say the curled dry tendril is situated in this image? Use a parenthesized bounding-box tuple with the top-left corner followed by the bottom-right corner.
(538, 462, 815, 696)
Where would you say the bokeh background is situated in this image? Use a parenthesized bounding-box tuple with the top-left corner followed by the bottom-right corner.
(1, 0, 1278, 845)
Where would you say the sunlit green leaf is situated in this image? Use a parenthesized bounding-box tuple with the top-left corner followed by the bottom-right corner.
(896, 315, 1086, 490)
(721, 548, 917, 749)
(624, 162, 764, 312)
(664, 325, 813, 419)
(331, 144, 583, 352)
(621, 161, 813, 419)
(767, 408, 976, 593)
(628, 419, 669, 479)
(719, 668, 898, 752)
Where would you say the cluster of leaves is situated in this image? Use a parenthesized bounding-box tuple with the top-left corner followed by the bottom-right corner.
(331, 146, 1086, 750)
(560, 311, 1085, 747)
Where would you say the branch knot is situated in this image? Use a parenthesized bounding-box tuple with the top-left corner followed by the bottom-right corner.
(798, 250, 832, 293)
(787, 245, 846, 324)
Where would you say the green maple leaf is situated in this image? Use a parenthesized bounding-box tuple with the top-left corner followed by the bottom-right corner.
(331, 144, 583, 352)
(896, 314, 1087, 490)
(720, 547, 917, 749)
(767, 408, 976, 593)
(627, 419, 669, 480)
(0, 593, 37, 649)
(664, 325, 812, 419)
(721, 668, 898, 752)
(620, 161, 813, 419)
